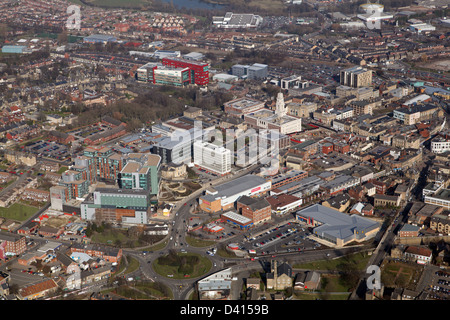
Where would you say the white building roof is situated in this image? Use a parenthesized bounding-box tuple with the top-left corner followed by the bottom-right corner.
(221, 211, 252, 224)
(37, 241, 62, 253)
(70, 252, 92, 263)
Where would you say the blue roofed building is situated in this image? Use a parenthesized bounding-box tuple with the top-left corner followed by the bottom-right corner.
(296, 204, 380, 247)
(2, 45, 27, 54)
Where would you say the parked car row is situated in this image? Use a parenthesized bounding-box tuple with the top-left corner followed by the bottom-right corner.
(253, 227, 298, 248)
(437, 279, 450, 286)
(26, 140, 70, 160)
(21, 269, 44, 276)
(428, 293, 449, 300)
(435, 271, 450, 278)
(432, 286, 450, 295)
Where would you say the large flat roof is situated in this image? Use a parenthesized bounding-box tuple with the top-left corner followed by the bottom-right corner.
(296, 204, 379, 242)
(84, 34, 117, 41)
(224, 97, 264, 110)
(206, 174, 269, 198)
(432, 188, 450, 201)
(94, 188, 149, 196)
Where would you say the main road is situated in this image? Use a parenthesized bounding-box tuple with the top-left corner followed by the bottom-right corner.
(349, 202, 411, 300)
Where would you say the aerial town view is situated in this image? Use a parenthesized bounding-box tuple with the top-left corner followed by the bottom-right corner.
(0, 0, 449, 309)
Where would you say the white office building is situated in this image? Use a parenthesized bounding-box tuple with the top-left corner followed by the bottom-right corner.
(194, 140, 232, 175)
(431, 136, 450, 154)
(280, 75, 307, 90)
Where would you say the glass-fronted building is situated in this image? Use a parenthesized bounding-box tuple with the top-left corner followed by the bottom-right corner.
(118, 153, 161, 195)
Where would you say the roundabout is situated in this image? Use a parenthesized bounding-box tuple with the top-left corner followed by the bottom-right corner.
(152, 250, 213, 280)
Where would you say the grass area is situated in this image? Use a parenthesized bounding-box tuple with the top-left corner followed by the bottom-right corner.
(133, 282, 172, 299)
(185, 235, 216, 248)
(217, 246, 238, 258)
(90, 229, 139, 247)
(111, 281, 173, 300)
(35, 33, 83, 43)
(123, 255, 140, 275)
(114, 258, 127, 276)
(294, 292, 350, 300)
(0, 178, 17, 190)
(293, 274, 352, 300)
(140, 240, 168, 252)
(152, 252, 212, 279)
(186, 167, 199, 179)
(381, 260, 423, 289)
(293, 252, 372, 271)
(248, 0, 284, 10)
(0, 203, 40, 222)
(66, 0, 85, 5)
(319, 274, 352, 293)
(57, 166, 68, 174)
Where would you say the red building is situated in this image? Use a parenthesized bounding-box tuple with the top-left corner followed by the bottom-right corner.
(362, 204, 374, 216)
(236, 196, 271, 224)
(17, 221, 39, 236)
(38, 225, 63, 238)
(70, 244, 123, 263)
(162, 57, 209, 86)
(333, 142, 350, 154)
(322, 142, 333, 154)
(0, 233, 26, 259)
(84, 125, 127, 145)
(270, 170, 308, 190)
(369, 179, 388, 194)
(48, 130, 75, 145)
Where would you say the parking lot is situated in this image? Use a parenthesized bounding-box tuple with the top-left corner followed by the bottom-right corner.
(4, 261, 47, 288)
(242, 221, 322, 255)
(67, 123, 112, 142)
(25, 140, 70, 161)
(191, 166, 220, 182)
(260, 16, 291, 32)
(189, 213, 326, 257)
(428, 270, 450, 300)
